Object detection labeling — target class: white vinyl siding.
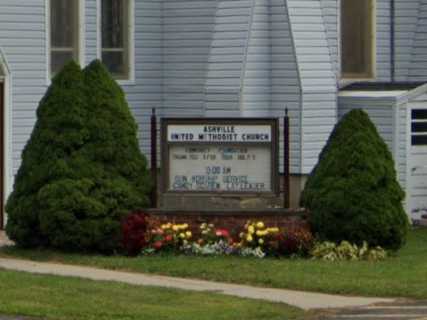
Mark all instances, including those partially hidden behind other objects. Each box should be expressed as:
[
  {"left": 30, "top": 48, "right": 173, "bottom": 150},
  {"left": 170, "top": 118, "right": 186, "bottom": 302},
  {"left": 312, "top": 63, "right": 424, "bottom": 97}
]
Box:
[
  {"left": 409, "top": 0, "right": 427, "bottom": 80},
  {"left": 0, "top": 0, "right": 49, "bottom": 178},
  {"left": 338, "top": 90, "right": 414, "bottom": 190},
  {"left": 394, "top": 0, "right": 419, "bottom": 81},
  {"left": 287, "top": 0, "right": 337, "bottom": 174}
]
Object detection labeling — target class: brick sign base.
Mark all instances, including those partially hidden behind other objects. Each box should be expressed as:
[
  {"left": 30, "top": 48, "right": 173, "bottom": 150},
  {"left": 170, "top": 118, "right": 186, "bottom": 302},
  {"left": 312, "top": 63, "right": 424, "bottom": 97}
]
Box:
[{"left": 146, "top": 208, "right": 309, "bottom": 237}]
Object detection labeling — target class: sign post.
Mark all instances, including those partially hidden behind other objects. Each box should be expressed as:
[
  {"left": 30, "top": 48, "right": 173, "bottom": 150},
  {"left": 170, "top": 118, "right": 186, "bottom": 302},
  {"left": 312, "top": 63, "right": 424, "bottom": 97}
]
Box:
[
  {"left": 150, "top": 108, "right": 158, "bottom": 208},
  {"left": 161, "top": 118, "right": 279, "bottom": 195},
  {"left": 284, "top": 109, "right": 290, "bottom": 208}
]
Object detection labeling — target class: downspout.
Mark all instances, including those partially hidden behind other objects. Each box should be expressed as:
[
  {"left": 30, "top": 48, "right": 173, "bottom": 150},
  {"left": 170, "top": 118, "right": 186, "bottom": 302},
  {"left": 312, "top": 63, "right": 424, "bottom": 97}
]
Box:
[{"left": 390, "top": 0, "right": 395, "bottom": 82}]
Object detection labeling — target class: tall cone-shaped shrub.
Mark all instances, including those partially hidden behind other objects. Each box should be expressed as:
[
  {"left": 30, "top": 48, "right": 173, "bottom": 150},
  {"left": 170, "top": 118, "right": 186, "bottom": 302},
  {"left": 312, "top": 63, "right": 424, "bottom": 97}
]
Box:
[
  {"left": 6, "top": 60, "right": 151, "bottom": 252},
  {"left": 6, "top": 61, "right": 89, "bottom": 247},
  {"left": 82, "top": 60, "right": 151, "bottom": 204},
  {"left": 301, "top": 109, "right": 409, "bottom": 250}
]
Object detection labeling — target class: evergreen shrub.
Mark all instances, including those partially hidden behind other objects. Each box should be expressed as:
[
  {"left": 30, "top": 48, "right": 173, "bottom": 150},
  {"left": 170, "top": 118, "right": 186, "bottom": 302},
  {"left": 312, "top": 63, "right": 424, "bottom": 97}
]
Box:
[
  {"left": 6, "top": 60, "right": 151, "bottom": 252},
  {"left": 301, "top": 109, "right": 409, "bottom": 250}
]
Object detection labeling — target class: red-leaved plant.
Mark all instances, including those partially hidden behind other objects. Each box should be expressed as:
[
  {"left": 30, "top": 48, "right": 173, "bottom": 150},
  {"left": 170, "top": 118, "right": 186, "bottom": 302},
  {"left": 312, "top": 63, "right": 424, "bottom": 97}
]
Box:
[
  {"left": 121, "top": 211, "right": 150, "bottom": 256},
  {"left": 277, "top": 227, "right": 314, "bottom": 257}
]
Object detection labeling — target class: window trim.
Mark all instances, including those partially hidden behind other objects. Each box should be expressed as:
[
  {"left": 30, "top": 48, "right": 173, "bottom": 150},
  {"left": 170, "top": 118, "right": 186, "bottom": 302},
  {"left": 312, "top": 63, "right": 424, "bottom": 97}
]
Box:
[
  {"left": 96, "top": 0, "right": 135, "bottom": 84},
  {"left": 46, "top": 0, "right": 86, "bottom": 83},
  {"left": 339, "top": 0, "right": 377, "bottom": 82}
]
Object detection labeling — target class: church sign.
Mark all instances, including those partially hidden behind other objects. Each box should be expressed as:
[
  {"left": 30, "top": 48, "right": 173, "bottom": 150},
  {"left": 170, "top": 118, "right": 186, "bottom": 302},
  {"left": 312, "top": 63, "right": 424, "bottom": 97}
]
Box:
[{"left": 161, "top": 118, "right": 279, "bottom": 194}]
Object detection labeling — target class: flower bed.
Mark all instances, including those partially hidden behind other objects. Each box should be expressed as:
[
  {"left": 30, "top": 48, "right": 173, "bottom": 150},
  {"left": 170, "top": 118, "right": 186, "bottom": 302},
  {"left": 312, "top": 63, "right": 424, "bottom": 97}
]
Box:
[{"left": 121, "top": 212, "right": 388, "bottom": 261}]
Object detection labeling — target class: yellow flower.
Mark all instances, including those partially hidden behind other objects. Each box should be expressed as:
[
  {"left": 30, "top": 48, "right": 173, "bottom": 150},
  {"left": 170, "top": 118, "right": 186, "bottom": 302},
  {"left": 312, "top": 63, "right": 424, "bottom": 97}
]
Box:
[
  {"left": 183, "top": 223, "right": 189, "bottom": 229},
  {"left": 200, "top": 223, "right": 207, "bottom": 229},
  {"left": 172, "top": 225, "right": 179, "bottom": 231},
  {"left": 239, "top": 232, "right": 245, "bottom": 238},
  {"left": 186, "top": 231, "right": 192, "bottom": 238},
  {"left": 258, "top": 239, "right": 264, "bottom": 245},
  {"left": 256, "top": 221, "right": 265, "bottom": 229},
  {"left": 179, "top": 233, "right": 186, "bottom": 239},
  {"left": 268, "top": 227, "right": 279, "bottom": 233},
  {"left": 256, "top": 230, "right": 262, "bottom": 237},
  {"left": 161, "top": 224, "right": 167, "bottom": 230},
  {"left": 246, "top": 235, "right": 253, "bottom": 242},
  {"left": 248, "top": 226, "right": 255, "bottom": 234}
]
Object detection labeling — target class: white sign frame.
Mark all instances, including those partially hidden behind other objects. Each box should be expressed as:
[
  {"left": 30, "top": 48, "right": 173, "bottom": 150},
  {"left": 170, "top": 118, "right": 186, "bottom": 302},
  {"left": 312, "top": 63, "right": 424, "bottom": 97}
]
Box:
[{"left": 161, "top": 118, "right": 280, "bottom": 195}]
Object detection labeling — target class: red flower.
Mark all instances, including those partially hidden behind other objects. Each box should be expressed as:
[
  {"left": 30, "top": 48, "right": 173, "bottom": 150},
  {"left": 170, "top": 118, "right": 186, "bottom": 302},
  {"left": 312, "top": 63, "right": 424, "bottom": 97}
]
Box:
[
  {"left": 215, "top": 229, "right": 230, "bottom": 238},
  {"left": 165, "top": 235, "right": 173, "bottom": 242},
  {"left": 153, "top": 241, "right": 163, "bottom": 250}
]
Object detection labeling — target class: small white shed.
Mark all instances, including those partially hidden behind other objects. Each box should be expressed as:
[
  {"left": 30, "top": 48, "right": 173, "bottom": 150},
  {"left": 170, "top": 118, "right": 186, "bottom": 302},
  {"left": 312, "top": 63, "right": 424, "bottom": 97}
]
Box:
[{"left": 338, "top": 84, "right": 427, "bottom": 222}]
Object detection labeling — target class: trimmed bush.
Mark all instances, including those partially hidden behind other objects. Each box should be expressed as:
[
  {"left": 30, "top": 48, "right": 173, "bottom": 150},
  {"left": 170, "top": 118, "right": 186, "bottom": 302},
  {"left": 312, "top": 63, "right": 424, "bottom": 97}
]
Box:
[
  {"left": 6, "top": 62, "right": 88, "bottom": 248},
  {"left": 6, "top": 60, "right": 151, "bottom": 252},
  {"left": 301, "top": 109, "right": 409, "bottom": 250}
]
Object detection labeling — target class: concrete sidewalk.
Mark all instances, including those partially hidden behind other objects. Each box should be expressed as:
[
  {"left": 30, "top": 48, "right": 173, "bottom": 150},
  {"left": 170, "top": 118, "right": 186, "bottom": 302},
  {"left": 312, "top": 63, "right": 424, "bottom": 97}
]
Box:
[
  {"left": 0, "top": 231, "right": 12, "bottom": 247},
  {"left": 0, "top": 257, "right": 393, "bottom": 310}
]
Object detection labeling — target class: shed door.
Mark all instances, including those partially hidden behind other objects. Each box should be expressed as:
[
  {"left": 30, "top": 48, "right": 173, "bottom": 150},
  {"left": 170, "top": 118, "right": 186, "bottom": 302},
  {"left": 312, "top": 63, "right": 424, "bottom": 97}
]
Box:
[{"left": 409, "top": 107, "right": 427, "bottom": 220}]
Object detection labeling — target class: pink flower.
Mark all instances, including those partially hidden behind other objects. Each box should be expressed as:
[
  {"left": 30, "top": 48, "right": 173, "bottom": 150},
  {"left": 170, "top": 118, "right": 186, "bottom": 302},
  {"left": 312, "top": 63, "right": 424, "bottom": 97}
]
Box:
[
  {"left": 153, "top": 241, "right": 163, "bottom": 250},
  {"left": 216, "top": 229, "right": 230, "bottom": 238}
]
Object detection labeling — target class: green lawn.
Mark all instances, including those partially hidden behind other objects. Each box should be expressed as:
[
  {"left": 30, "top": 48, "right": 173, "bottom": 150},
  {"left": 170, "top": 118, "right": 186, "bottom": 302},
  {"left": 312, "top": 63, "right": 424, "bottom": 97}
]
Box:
[
  {"left": 0, "top": 269, "right": 304, "bottom": 320},
  {"left": 2, "top": 228, "right": 427, "bottom": 299}
]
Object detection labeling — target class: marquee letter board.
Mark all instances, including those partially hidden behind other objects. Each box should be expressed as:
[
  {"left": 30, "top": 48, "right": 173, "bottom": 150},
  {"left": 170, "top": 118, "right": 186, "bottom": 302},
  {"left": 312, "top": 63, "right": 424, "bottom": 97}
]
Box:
[{"left": 161, "top": 118, "right": 279, "bottom": 194}]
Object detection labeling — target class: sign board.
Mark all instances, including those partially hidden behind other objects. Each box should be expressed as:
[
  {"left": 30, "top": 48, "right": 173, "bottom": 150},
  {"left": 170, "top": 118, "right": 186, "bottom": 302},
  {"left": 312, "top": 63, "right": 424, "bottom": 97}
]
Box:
[{"left": 162, "top": 118, "right": 279, "bottom": 194}]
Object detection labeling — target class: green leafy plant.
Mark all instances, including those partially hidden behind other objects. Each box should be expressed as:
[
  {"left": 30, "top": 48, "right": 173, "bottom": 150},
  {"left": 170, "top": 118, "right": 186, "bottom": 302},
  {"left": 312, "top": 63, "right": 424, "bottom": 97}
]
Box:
[
  {"left": 301, "top": 109, "right": 409, "bottom": 250},
  {"left": 6, "top": 60, "right": 151, "bottom": 252},
  {"left": 310, "top": 241, "right": 387, "bottom": 262}
]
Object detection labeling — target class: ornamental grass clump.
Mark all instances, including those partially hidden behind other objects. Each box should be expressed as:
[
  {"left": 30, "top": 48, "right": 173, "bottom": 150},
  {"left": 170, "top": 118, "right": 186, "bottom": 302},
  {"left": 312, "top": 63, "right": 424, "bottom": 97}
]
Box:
[
  {"left": 301, "top": 109, "right": 409, "bottom": 250},
  {"left": 6, "top": 60, "right": 151, "bottom": 252}
]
